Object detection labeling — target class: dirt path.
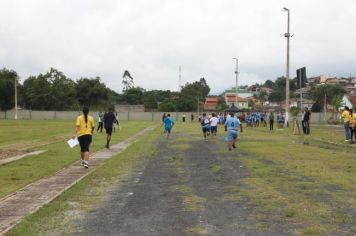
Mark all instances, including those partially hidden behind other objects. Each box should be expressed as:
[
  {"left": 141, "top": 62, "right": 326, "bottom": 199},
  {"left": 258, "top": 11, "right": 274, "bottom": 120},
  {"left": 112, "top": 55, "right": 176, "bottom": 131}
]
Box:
[{"left": 77, "top": 132, "right": 296, "bottom": 235}]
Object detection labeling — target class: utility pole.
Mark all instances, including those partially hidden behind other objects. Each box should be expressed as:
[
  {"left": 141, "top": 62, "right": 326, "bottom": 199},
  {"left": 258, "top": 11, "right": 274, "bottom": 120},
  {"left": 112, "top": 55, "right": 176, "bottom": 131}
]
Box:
[
  {"left": 283, "top": 7, "right": 291, "bottom": 127},
  {"left": 14, "top": 76, "right": 18, "bottom": 120},
  {"left": 233, "top": 58, "right": 238, "bottom": 106}
]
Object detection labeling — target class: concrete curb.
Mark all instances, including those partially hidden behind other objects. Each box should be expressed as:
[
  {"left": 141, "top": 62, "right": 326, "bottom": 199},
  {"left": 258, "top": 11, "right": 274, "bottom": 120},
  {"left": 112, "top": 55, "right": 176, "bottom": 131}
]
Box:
[
  {"left": 0, "top": 150, "right": 47, "bottom": 166},
  {"left": 0, "top": 125, "right": 156, "bottom": 235}
]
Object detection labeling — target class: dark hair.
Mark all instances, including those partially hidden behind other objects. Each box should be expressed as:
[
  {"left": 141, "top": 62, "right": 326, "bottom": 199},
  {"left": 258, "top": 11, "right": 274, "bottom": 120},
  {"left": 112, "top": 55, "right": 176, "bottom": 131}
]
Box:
[
  {"left": 167, "top": 114, "right": 171, "bottom": 117},
  {"left": 83, "top": 106, "right": 89, "bottom": 128},
  {"left": 229, "top": 111, "right": 235, "bottom": 116},
  {"left": 345, "top": 106, "right": 350, "bottom": 111}
]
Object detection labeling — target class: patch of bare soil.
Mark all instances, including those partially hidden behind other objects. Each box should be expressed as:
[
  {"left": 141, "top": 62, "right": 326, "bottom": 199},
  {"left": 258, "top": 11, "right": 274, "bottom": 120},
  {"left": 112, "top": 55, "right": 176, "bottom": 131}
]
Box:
[{"left": 0, "top": 149, "right": 30, "bottom": 160}]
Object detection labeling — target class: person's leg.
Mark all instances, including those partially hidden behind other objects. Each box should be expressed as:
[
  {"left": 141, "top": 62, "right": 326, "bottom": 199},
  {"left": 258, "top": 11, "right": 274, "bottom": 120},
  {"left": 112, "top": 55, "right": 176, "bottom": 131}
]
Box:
[
  {"left": 106, "top": 128, "right": 112, "bottom": 148},
  {"left": 344, "top": 123, "right": 350, "bottom": 140}
]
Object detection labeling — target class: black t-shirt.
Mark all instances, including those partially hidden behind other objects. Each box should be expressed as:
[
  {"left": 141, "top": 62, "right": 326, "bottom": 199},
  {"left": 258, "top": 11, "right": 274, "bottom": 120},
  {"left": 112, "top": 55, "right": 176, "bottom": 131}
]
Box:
[
  {"left": 303, "top": 111, "right": 311, "bottom": 122},
  {"left": 104, "top": 112, "right": 116, "bottom": 128}
]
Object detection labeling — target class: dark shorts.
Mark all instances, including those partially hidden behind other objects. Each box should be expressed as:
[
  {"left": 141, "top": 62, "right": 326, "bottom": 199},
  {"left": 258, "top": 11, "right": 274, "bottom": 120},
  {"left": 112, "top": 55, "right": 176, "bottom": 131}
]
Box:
[
  {"left": 202, "top": 126, "right": 210, "bottom": 133},
  {"left": 210, "top": 126, "right": 217, "bottom": 132},
  {"left": 78, "top": 134, "right": 92, "bottom": 152},
  {"left": 105, "top": 127, "right": 113, "bottom": 135},
  {"left": 165, "top": 126, "right": 172, "bottom": 133}
]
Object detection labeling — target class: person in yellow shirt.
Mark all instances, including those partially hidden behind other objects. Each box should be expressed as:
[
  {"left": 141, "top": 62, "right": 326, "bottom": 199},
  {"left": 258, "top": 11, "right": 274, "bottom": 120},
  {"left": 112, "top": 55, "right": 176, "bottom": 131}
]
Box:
[
  {"left": 350, "top": 109, "right": 356, "bottom": 142},
  {"left": 341, "top": 106, "right": 351, "bottom": 141},
  {"left": 73, "top": 106, "right": 95, "bottom": 168}
]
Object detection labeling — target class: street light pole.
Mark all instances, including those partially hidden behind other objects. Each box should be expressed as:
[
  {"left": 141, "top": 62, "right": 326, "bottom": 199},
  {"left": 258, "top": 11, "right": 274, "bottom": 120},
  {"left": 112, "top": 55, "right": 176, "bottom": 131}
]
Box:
[
  {"left": 283, "top": 7, "right": 290, "bottom": 127},
  {"left": 14, "top": 76, "right": 18, "bottom": 120},
  {"left": 233, "top": 58, "right": 238, "bottom": 106}
]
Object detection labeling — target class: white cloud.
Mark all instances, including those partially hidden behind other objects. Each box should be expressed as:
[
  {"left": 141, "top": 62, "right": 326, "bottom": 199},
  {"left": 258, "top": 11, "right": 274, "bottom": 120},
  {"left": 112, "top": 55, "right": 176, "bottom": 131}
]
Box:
[{"left": 1, "top": 0, "right": 356, "bottom": 94}]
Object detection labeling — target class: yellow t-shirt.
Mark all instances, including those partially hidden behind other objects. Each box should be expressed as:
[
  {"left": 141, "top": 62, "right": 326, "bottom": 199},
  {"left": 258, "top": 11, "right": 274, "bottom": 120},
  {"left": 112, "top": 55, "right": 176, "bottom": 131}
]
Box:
[
  {"left": 76, "top": 115, "right": 95, "bottom": 137},
  {"left": 350, "top": 114, "right": 356, "bottom": 128},
  {"left": 342, "top": 110, "right": 350, "bottom": 123}
]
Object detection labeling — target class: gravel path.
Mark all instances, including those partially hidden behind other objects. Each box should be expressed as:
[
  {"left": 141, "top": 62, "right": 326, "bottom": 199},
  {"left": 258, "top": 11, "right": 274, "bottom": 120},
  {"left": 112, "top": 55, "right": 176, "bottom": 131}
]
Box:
[{"left": 78, "top": 132, "right": 294, "bottom": 236}]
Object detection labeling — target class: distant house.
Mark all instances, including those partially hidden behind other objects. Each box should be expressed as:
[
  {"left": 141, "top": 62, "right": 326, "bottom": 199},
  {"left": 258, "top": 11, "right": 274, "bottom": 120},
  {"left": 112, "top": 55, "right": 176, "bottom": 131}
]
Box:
[
  {"left": 224, "top": 93, "right": 249, "bottom": 109},
  {"left": 204, "top": 96, "right": 219, "bottom": 111}
]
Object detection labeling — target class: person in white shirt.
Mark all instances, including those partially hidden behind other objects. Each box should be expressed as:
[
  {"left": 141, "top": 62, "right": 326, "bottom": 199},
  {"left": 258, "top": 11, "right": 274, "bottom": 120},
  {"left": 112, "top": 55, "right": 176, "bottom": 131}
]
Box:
[{"left": 210, "top": 113, "right": 219, "bottom": 136}]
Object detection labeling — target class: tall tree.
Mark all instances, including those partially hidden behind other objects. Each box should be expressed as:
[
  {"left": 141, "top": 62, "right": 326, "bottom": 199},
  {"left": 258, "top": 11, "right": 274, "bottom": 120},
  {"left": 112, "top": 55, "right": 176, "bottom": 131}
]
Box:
[
  {"left": 309, "top": 84, "right": 345, "bottom": 111},
  {"left": 122, "top": 70, "right": 134, "bottom": 91},
  {"left": 0, "top": 68, "right": 18, "bottom": 110}
]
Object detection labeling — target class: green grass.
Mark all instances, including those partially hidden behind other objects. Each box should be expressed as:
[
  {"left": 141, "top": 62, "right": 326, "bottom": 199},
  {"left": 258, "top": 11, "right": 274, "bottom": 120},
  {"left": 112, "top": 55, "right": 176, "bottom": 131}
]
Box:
[
  {"left": 0, "top": 120, "right": 154, "bottom": 199},
  {"left": 171, "top": 123, "right": 356, "bottom": 235},
  {"left": 8, "top": 125, "right": 160, "bottom": 236},
  {"left": 5, "top": 121, "right": 356, "bottom": 235},
  {"left": 228, "top": 125, "right": 356, "bottom": 235}
]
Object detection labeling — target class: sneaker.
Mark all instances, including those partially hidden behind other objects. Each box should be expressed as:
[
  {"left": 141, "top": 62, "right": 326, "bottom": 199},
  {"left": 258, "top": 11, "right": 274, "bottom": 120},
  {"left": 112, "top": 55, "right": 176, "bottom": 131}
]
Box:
[
  {"left": 81, "top": 160, "right": 85, "bottom": 166},
  {"left": 232, "top": 144, "right": 236, "bottom": 149},
  {"left": 83, "top": 162, "right": 89, "bottom": 168}
]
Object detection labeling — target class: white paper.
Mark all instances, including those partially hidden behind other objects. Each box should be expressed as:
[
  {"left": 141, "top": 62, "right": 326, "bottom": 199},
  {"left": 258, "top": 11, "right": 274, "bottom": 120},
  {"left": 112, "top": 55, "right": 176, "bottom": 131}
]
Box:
[{"left": 67, "top": 138, "right": 79, "bottom": 148}]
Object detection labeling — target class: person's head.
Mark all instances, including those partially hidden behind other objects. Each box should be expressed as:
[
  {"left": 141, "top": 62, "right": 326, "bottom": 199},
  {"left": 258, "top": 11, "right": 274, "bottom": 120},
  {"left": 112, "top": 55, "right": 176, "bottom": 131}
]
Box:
[
  {"left": 345, "top": 106, "right": 350, "bottom": 111},
  {"left": 82, "top": 106, "right": 89, "bottom": 115},
  {"left": 167, "top": 113, "right": 171, "bottom": 117},
  {"left": 304, "top": 107, "right": 308, "bottom": 111},
  {"left": 212, "top": 113, "right": 216, "bottom": 117},
  {"left": 203, "top": 113, "right": 206, "bottom": 117},
  {"left": 229, "top": 111, "right": 235, "bottom": 117}
]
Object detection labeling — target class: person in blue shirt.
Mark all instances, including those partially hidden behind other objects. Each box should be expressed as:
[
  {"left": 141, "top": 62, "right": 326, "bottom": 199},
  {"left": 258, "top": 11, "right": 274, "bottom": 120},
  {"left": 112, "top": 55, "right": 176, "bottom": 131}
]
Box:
[
  {"left": 163, "top": 114, "right": 174, "bottom": 139},
  {"left": 224, "top": 111, "right": 241, "bottom": 151}
]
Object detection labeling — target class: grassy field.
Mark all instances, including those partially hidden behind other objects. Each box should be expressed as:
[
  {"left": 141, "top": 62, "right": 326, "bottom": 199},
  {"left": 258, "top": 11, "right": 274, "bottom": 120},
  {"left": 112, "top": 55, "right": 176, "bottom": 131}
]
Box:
[
  {"left": 8, "top": 125, "right": 161, "bottom": 236},
  {"left": 4, "top": 121, "right": 356, "bottom": 235},
  {"left": 0, "top": 120, "right": 154, "bottom": 199},
  {"left": 221, "top": 124, "right": 356, "bottom": 235}
]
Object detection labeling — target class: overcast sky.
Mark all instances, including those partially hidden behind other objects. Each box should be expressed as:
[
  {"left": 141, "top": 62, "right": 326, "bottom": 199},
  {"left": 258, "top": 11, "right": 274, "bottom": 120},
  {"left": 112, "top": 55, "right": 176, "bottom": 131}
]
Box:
[{"left": 1, "top": 0, "right": 356, "bottom": 94}]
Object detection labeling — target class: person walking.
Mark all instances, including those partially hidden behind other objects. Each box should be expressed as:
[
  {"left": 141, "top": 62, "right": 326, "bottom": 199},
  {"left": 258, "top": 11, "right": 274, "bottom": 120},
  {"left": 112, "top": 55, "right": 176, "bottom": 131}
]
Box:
[
  {"left": 182, "top": 113, "right": 186, "bottom": 123},
  {"left": 269, "top": 111, "right": 274, "bottom": 131},
  {"left": 163, "top": 113, "right": 174, "bottom": 139},
  {"left": 97, "top": 111, "right": 104, "bottom": 133},
  {"left": 349, "top": 109, "right": 356, "bottom": 142},
  {"left": 191, "top": 113, "right": 194, "bottom": 122},
  {"left": 104, "top": 107, "right": 116, "bottom": 148},
  {"left": 303, "top": 107, "right": 311, "bottom": 135},
  {"left": 225, "top": 111, "right": 241, "bottom": 151},
  {"left": 341, "top": 106, "right": 351, "bottom": 142},
  {"left": 73, "top": 106, "right": 95, "bottom": 169}
]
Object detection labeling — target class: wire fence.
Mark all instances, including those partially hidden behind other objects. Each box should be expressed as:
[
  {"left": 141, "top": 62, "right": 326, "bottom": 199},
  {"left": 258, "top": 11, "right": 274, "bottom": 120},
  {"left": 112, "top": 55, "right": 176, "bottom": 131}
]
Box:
[{"left": 0, "top": 110, "right": 337, "bottom": 124}]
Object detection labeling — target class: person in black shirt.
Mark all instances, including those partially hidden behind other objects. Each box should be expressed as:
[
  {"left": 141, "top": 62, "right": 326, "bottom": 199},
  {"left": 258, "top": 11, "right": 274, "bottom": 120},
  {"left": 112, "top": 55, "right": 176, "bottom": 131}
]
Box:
[
  {"left": 104, "top": 107, "right": 116, "bottom": 148},
  {"left": 303, "top": 107, "right": 311, "bottom": 135}
]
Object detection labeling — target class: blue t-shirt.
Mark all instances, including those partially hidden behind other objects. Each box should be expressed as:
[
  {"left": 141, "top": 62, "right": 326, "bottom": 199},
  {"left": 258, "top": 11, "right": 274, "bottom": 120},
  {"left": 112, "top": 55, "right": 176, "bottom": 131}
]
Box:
[
  {"left": 225, "top": 116, "right": 241, "bottom": 131},
  {"left": 163, "top": 117, "right": 174, "bottom": 128}
]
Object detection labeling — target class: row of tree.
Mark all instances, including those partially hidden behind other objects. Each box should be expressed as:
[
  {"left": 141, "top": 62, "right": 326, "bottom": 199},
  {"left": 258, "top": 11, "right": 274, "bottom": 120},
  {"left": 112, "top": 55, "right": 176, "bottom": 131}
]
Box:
[
  {"left": 0, "top": 68, "right": 119, "bottom": 111},
  {"left": 0, "top": 67, "right": 346, "bottom": 112},
  {"left": 0, "top": 68, "right": 211, "bottom": 112}
]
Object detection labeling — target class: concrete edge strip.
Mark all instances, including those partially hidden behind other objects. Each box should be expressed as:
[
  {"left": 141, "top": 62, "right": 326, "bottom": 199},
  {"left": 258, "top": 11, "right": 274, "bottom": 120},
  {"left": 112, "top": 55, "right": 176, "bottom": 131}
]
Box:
[
  {"left": 0, "top": 150, "right": 47, "bottom": 166},
  {"left": 0, "top": 125, "right": 157, "bottom": 235}
]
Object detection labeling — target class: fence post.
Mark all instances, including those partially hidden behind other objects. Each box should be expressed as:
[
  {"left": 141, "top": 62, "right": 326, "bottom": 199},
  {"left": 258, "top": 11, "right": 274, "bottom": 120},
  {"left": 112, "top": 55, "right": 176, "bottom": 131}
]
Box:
[
  {"left": 176, "top": 112, "right": 179, "bottom": 122},
  {"left": 29, "top": 110, "right": 32, "bottom": 120},
  {"left": 54, "top": 111, "right": 57, "bottom": 120},
  {"left": 5, "top": 110, "right": 7, "bottom": 120},
  {"left": 152, "top": 112, "right": 154, "bottom": 121},
  {"left": 127, "top": 112, "right": 130, "bottom": 121}
]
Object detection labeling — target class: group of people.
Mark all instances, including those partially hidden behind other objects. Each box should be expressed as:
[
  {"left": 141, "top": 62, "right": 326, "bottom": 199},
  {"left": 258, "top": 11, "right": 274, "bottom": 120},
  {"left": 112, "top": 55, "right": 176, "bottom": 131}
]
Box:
[
  {"left": 72, "top": 107, "right": 119, "bottom": 169},
  {"left": 341, "top": 106, "right": 356, "bottom": 142},
  {"left": 200, "top": 112, "right": 240, "bottom": 150}
]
